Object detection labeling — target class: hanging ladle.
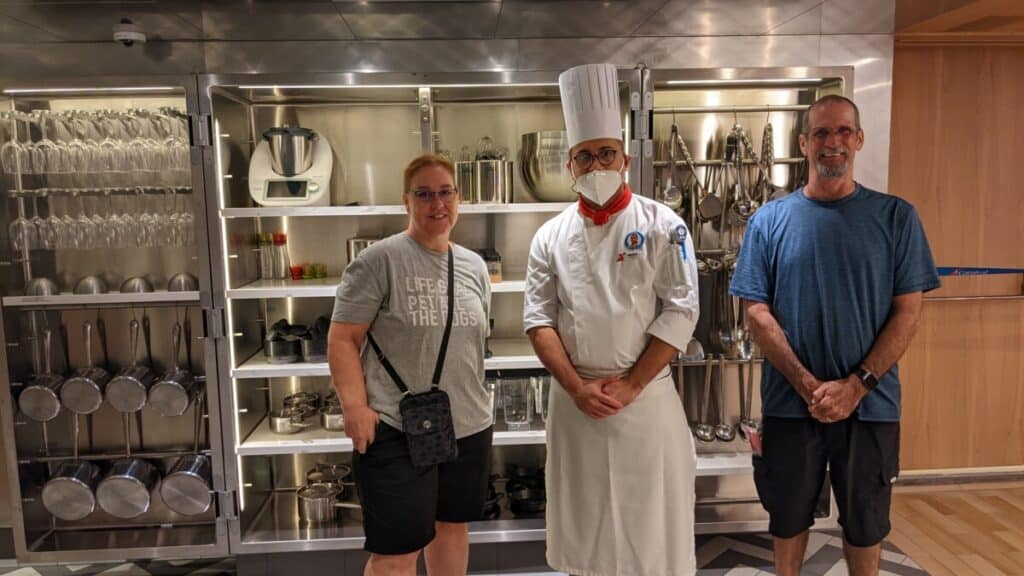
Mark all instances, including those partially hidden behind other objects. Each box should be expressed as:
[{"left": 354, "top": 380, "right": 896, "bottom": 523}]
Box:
[
  {"left": 694, "top": 355, "right": 716, "bottom": 442},
  {"left": 715, "top": 354, "right": 735, "bottom": 442}
]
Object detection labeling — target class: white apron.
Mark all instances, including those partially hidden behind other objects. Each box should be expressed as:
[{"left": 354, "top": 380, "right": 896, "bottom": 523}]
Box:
[{"left": 524, "top": 194, "right": 700, "bottom": 576}]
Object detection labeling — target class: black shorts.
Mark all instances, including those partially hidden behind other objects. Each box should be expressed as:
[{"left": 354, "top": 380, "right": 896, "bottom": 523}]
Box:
[
  {"left": 352, "top": 422, "right": 493, "bottom": 555},
  {"left": 753, "top": 416, "right": 900, "bottom": 547}
]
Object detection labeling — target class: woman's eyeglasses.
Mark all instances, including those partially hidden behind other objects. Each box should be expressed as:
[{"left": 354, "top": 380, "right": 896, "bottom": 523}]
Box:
[{"left": 410, "top": 186, "right": 458, "bottom": 203}]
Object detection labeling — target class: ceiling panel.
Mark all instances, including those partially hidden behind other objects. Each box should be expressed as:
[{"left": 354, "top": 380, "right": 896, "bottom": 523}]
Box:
[
  {"left": 633, "top": 0, "right": 824, "bottom": 36},
  {"left": 495, "top": 0, "right": 666, "bottom": 38},
  {"left": 202, "top": 1, "right": 354, "bottom": 40},
  {"left": 0, "top": 1, "right": 203, "bottom": 41},
  {"left": 337, "top": 1, "right": 501, "bottom": 39}
]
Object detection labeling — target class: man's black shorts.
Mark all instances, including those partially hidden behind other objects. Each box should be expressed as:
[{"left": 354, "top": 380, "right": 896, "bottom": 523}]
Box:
[
  {"left": 752, "top": 416, "right": 900, "bottom": 547},
  {"left": 353, "top": 422, "right": 493, "bottom": 555}
]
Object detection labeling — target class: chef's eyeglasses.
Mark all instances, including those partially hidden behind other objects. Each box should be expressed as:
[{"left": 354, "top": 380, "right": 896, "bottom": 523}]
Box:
[
  {"left": 571, "top": 147, "right": 619, "bottom": 170},
  {"left": 807, "top": 126, "right": 859, "bottom": 141},
  {"left": 410, "top": 186, "right": 458, "bottom": 203}
]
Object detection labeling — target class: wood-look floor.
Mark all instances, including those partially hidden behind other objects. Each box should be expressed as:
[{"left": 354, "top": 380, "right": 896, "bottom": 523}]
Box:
[{"left": 889, "top": 481, "right": 1024, "bottom": 575}]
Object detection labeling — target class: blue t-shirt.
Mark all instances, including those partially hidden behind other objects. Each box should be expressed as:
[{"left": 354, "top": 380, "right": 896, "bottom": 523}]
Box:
[{"left": 729, "top": 184, "right": 940, "bottom": 422}]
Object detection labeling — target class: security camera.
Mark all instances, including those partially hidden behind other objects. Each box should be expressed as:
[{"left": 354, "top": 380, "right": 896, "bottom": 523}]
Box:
[{"left": 113, "top": 18, "right": 146, "bottom": 46}]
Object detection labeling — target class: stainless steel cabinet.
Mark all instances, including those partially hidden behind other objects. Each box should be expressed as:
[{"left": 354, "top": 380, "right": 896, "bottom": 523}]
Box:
[{"left": 0, "top": 76, "right": 231, "bottom": 563}]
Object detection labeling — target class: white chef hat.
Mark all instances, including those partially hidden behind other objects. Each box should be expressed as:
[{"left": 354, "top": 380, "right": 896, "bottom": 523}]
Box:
[{"left": 559, "top": 63, "right": 623, "bottom": 150}]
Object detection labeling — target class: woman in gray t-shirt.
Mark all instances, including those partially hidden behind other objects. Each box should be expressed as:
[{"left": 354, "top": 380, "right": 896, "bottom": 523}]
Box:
[{"left": 328, "top": 153, "right": 492, "bottom": 573}]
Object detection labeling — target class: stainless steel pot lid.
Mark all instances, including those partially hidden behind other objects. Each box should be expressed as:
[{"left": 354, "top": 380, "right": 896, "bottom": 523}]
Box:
[
  {"left": 105, "top": 375, "right": 150, "bottom": 413},
  {"left": 19, "top": 382, "right": 62, "bottom": 422},
  {"left": 148, "top": 379, "right": 193, "bottom": 417},
  {"left": 263, "top": 126, "right": 316, "bottom": 139},
  {"left": 161, "top": 475, "right": 211, "bottom": 516},
  {"left": 42, "top": 476, "right": 97, "bottom": 521},
  {"left": 59, "top": 378, "right": 104, "bottom": 415},
  {"left": 297, "top": 483, "right": 341, "bottom": 500}
]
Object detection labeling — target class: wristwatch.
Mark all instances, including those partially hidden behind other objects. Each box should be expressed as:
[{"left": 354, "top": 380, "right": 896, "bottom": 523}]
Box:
[{"left": 854, "top": 366, "right": 879, "bottom": 392}]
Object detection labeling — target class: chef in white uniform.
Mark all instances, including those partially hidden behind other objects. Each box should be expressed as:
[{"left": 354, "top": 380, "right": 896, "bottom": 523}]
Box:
[{"left": 523, "top": 63, "right": 699, "bottom": 576}]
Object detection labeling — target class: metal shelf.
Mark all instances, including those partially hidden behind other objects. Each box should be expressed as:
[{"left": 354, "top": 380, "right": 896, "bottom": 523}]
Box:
[
  {"left": 226, "top": 278, "right": 525, "bottom": 299},
  {"left": 239, "top": 419, "right": 353, "bottom": 456},
  {"left": 2, "top": 291, "right": 200, "bottom": 309},
  {"left": 221, "top": 203, "right": 572, "bottom": 218},
  {"left": 237, "top": 413, "right": 753, "bottom": 473},
  {"left": 231, "top": 339, "right": 542, "bottom": 378},
  {"left": 241, "top": 491, "right": 545, "bottom": 551},
  {"left": 238, "top": 418, "right": 550, "bottom": 456},
  {"left": 226, "top": 278, "right": 341, "bottom": 300}
]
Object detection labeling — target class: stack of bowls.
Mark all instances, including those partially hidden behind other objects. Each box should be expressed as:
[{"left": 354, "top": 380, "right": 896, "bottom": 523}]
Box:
[{"left": 520, "top": 131, "right": 575, "bottom": 202}]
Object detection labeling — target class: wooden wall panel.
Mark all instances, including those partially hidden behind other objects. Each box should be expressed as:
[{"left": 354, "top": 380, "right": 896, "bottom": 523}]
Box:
[
  {"left": 901, "top": 302, "right": 1024, "bottom": 470},
  {"left": 890, "top": 45, "right": 1024, "bottom": 471}
]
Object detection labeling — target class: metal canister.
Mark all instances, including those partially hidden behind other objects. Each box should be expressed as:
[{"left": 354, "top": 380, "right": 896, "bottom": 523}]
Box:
[
  {"left": 160, "top": 454, "right": 213, "bottom": 516},
  {"left": 474, "top": 159, "right": 512, "bottom": 204},
  {"left": 41, "top": 460, "right": 101, "bottom": 521},
  {"left": 96, "top": 458, "right": 160, "bottom": 519},
  {"left": 455, "top": 161, "right": 475, "bottom": 203}
]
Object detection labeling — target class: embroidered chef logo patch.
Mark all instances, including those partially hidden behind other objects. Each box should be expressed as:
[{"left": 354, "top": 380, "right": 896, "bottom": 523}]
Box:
[
  {"left": 671, "top": 224, "right": 689, "bottom": 261},
  {"left": 671, "top": 224, "right": 687, "bottom": 245},
  {"left": 623, "top": 231, "right": 645, "bottom": 252}
]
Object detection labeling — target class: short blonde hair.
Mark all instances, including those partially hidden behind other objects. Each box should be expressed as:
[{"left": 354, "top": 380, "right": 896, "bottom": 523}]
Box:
[{"left": 403, "top": 153, "right": 455, "bottom": 193}]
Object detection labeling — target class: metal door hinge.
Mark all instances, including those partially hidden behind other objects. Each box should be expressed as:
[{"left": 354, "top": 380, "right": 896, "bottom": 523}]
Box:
[
  {"left": 216, "top": 490, "right": 239, "bottom": 520},
  {"left": 189, "top": 114, "right": 212, "bottom": 148},
  {"left": 201, "top": 308, "right": 225, "bottom": 340}
]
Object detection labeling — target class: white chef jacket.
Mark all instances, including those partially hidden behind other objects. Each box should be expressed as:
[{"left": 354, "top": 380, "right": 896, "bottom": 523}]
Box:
[
  {"left": 524, "top": 193, "right": 699, "bottom": 376},
  {"left": 523, "top": 193, "right": 700, "bottom": 576}
]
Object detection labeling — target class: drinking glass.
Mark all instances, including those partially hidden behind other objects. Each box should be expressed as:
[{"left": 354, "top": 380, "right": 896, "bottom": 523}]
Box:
[
  {"left": 501, "top": 377, "right": 532, "bottom": 430},
  {"left": 8, "top": 199, "right": 34, "bottom": 252},
  {"left": 532, "top": 375, "right": 551, "bottom": 424},
  {"left": 43, "top": 192, "right": 64, "bottom": 249}
]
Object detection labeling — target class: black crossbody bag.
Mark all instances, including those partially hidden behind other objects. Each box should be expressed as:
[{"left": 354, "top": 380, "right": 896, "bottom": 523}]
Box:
[{"left": 366, "top": 247, "right": 458, "bottom": 468}]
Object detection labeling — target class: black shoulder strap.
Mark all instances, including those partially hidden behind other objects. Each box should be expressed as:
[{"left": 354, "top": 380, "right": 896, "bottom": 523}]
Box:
[
  {"left": 431, "top": 247, "right": 455, "bottom": 388},
  {"left": 367, "top": 246, "right": 455, "bottom": 395}
]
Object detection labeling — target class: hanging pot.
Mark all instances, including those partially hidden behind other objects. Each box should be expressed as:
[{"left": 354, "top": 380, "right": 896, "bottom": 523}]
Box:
[
  {"left": 19, "top": 329, "right": 64, "bottom": 422},
  {"left": 105, "top": 319, "right": 154, "bottom": 413},
  {"left": 41, "top": 460, "right": 101, "bottom": 521},
  {"left": 96, "top": 458, "right": 160, "bottom": 519},
  {"left": 148, "top": 322, "right": 198, "bottom": 417},
  {"left": 160, "top": 454, "right": 213, "bottom": 516},
  {"left": 61, "top": 321, "right": 110, "bottom": 416}
]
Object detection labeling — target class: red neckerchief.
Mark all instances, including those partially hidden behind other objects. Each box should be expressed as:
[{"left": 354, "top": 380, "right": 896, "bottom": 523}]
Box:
[{"left": 577, "top": 184, "right": 632, "bottom": 226}]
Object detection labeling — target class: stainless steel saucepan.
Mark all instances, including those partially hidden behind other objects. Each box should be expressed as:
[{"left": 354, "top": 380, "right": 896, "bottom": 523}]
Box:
[
  {"left": 105, "top": 319, "right": 154, "bottom": 413},
  {"left": 269, "top": 408, "right": 312, "bottom": 435},
  {"left": 19, "top": 329, "right": 64, "bottom": 422},
  {"left": 42, "top": 460, "right": 101, "bottom": 521},
  {"left": 296, "top": 483, "right": 360, "bottom": 526},
  {"left": 148, "top": 322, "right": 197, "bottom": 417},
  {"left": 161, "top": 454, "right": 212, "bottom": 516},
  {"left": 96, "top": 457, "right": 160, "bottom": 519},
  {"left": 60, "top": 321, "right": 111, "bottom": 416}
]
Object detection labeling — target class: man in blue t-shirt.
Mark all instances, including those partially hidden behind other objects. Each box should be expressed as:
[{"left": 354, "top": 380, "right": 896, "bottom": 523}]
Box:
[{"left": 729, "top": 95, "right": 940, "bottom": 576}]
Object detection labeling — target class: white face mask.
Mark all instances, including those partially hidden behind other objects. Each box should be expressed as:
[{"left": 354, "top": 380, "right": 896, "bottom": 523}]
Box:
[{"left": 572, "top": 169, "right": 623, "bottom": 207}]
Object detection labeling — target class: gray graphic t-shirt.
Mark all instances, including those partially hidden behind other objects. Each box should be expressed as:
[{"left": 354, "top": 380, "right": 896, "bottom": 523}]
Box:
[{"left": 332, "top": 232, "right": 492, "bottom": 438}]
